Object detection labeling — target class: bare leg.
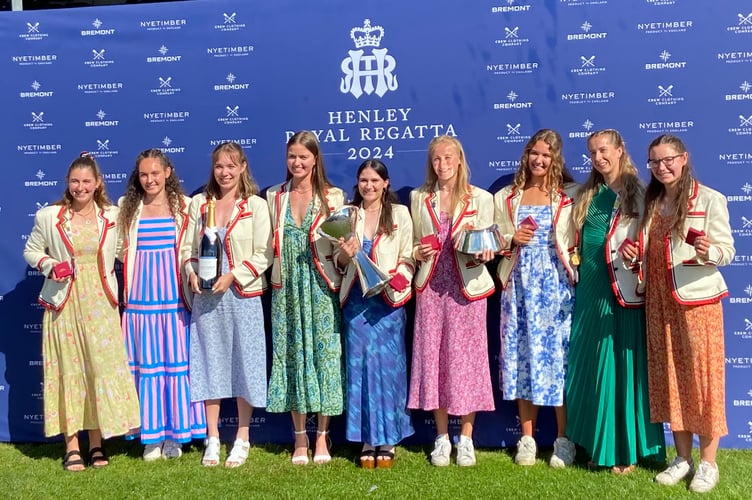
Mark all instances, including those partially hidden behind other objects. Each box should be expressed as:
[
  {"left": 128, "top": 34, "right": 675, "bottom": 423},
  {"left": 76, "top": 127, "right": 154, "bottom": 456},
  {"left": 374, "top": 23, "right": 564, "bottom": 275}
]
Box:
[
  {"left": 554, "top": 404, "right": 567, "bottom": 438},
  {"left": 673, "top": 430, "right": 694, "bottom": 461},
  {"left": 434, "top": 408, "right": 449, "bottom": 437},
  {"left": 64, "top": 433, "right": 85, "bottom": 471},
  {"left": 291, "top": 411, "right": 308, "bottom": 461},
  {"left": 205, "top": 399, "right": 221, "bottom": 438},
  {"left": 236, "top": 398, "right": 252, "bottom": 442},
  {"left": 461, "top": 412, "right": 476, "bottom": 438},
  {"left": 699, "top": 435, "right": 719, "bottom": 465},
  {"left": 314, "top": 413, "right": 331, "bottom": 462},
  {"left": 518, "top": 399, "right": 539, "bottom": 437}
]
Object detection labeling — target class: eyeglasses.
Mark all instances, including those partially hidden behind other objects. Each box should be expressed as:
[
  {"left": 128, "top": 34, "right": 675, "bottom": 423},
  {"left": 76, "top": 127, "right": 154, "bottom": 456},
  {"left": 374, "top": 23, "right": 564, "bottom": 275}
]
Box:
[{"left": 646, "top": 154, "right": 683, "bottom": 169}]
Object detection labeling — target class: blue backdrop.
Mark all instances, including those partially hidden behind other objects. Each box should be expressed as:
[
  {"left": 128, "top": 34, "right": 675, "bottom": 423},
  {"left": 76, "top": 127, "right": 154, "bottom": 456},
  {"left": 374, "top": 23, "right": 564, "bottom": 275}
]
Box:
[{"left": 0, "top": 0, "right": 750, "bottom": 448}]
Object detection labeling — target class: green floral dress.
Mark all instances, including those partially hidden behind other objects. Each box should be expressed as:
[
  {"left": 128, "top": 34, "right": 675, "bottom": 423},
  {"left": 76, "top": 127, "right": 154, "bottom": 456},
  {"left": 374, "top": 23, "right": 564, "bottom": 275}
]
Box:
[{"left": 267, "top": 203, "right": 343, "bottom": 415}]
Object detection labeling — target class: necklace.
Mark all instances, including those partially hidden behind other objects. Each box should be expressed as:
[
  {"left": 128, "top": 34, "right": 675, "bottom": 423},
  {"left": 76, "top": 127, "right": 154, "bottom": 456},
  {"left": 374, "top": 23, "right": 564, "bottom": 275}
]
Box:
[{"left": 72, "top": 205, "right": 95, "bottom": 224}]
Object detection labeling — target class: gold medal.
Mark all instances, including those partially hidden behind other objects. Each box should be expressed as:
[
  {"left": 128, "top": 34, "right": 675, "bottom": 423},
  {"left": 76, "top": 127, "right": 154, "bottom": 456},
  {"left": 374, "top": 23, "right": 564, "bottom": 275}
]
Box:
[{"left": 571, "top": 250, "right": 581, "bottom": 266}]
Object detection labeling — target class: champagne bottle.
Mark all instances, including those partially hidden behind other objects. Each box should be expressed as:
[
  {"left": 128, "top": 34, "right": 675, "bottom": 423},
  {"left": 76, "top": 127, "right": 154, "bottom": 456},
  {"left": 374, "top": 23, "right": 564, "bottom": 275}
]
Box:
[{"left": 198, "top": 197, "right": 222, "bottom": 289}]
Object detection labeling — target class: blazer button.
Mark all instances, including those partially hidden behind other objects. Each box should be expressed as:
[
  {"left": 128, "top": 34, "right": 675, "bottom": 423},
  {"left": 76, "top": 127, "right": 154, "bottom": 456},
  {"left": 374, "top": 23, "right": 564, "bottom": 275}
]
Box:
[{"left": 613, "top": 266, "right": 619, "bottom": 271}]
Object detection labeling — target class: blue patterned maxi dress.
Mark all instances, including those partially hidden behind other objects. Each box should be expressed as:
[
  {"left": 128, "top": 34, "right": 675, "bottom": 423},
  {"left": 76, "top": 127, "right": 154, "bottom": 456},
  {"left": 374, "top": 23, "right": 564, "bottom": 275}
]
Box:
[
  {"left": 499, "top": 205, "right": 574, "bottom": 406},
  {"left": 343, "top": 238, "right": 414, "bottom": 446}
]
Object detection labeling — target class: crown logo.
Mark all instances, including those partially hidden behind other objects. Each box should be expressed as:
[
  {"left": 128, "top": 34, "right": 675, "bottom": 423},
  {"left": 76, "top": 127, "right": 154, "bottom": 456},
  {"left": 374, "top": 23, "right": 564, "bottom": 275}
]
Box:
[{"left": 350, "top": 19, "right": 384, "bottom": 48}]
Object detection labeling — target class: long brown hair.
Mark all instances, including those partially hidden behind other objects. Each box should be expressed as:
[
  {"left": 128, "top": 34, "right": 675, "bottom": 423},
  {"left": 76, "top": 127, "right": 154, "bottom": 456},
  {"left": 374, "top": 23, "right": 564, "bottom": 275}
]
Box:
[
  {"left": 351, "top": 159, "right": 398, "bottom": 237},
  {"left": 119, "top": 149, "right": 186, "bottom": 235},
  {"left": 421, "top": 135, "right": 472, "bottom": 214},
  {"left": 639, "top": 134, "right": 693, "bottom": 237},
  {"left": 205, "top": 141, "right": 259, "bottom": 199},
  {"left": 511, "top": 129, "right": 573, "bottom": 194},
  {"left": 286, "top": 131, "right": 334, "bottom": 217},
  {"left": 573, "top": 129, "right": 643, "bottom": 231},
  {"left": 56, "top": 152, "right": 112, "bottom": 209}
]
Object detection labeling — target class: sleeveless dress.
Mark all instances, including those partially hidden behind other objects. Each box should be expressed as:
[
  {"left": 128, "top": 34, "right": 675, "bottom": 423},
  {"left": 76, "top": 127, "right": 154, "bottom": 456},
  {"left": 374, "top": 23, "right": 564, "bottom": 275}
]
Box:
[
  {"left": 408, "top": 211, "right": 495, "bottom": 415},
  {"left": 267, "top": 203, "right": 344, "bottom": 415},
  {"left": 42, "top": 221, "right": 140, "bottom": 438},
  {"left": 343, "top": 237, "right": 414, "bottom": 446},
  {"left": 499, "top": 205, "right": 573, "bottom": 406},
  {"left": 190, "top": 227, "right": 267, "bottom": 407},
  {"left": 122, "top": 216, "right": 206, "bottom": 444},
  {"left": 566, "top": 186, "right": 665, "bottom": 466}
]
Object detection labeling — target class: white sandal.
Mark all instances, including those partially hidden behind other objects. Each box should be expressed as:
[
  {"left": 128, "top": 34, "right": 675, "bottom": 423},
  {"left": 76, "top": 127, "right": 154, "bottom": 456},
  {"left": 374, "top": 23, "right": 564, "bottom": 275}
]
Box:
[
  {"left": 313, "top": 430, "right": 332, "bottom": 465},
  {"left": 291, "top": 430, "right": 309, "bottom": 466},
  {"left": 202, "top": 436, "right": 221, "bottom": 467},
  {"left": 225, "top": 439, "right": 250, "bottom": 468}
]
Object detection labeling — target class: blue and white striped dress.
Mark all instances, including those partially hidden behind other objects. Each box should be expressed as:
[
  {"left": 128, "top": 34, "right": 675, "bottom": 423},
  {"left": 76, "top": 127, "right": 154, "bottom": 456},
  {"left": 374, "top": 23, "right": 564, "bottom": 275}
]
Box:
[{"left": 122, "top": 217, "right": 206, "bottom": 444}]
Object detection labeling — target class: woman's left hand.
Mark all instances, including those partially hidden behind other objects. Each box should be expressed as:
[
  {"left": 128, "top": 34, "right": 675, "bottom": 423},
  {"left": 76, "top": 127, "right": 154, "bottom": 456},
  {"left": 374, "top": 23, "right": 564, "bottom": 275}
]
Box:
[
  {"left": 211, "top": 272, "right": 235, "bottom": 294},
  {"left": 694, "top": 234, "right": 710, "bottom": 259},
  {"left": 473, "top": 248, "right": 496, "bottom": 263}
]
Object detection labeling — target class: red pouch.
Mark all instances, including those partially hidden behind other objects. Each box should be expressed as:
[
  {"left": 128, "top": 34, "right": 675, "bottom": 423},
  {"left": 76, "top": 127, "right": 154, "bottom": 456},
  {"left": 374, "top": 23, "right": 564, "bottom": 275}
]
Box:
[
  {"left": 618, "top": 237, "right": 636, "bottom": 254},
  {"left": 53, "top": 261, "right": 73, "bottom": 279},
  {"left": 420, "top": 233, "right": 441, "bottom": 251},
  {"left": 685, "top": 227, "right": 705, "bottom": 245},
  {"left": 389, "top": 273, "right": 409, "bottom": 292},
  {"left": 520, "top": 215, "right": 538, "bottom": 230}
]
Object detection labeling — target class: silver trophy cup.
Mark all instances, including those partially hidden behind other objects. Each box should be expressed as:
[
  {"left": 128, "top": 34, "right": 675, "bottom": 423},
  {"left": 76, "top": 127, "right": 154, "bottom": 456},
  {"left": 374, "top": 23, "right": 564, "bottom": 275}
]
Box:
[
  {"left": 317, "top": 205, "right": 390, "bottom": 298},
  {"left": 456, "top": 224, "right": 504, "bottom": 255}
]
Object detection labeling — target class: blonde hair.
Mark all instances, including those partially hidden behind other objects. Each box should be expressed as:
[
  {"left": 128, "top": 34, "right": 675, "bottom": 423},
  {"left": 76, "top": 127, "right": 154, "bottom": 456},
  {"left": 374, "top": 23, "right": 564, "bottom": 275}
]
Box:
[
  {"left": 511, "top": 129, "right": 573, "bottom": 194},
  {"left": 421, "top": 135, "right": 472, "bottom": 213}
]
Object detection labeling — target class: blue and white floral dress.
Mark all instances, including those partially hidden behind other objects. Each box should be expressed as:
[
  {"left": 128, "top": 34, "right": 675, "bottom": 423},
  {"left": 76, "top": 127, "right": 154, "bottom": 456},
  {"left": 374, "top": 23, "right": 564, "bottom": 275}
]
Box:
[{"left": 499, "top": 204, "right": 574, "bottom": 406}]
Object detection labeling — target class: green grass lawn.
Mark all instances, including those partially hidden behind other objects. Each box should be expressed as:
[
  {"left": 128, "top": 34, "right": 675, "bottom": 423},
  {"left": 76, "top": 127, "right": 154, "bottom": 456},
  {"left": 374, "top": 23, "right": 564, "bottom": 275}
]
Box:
[{"left": 1, "top": 440, "right": 750, "bottom": 499}]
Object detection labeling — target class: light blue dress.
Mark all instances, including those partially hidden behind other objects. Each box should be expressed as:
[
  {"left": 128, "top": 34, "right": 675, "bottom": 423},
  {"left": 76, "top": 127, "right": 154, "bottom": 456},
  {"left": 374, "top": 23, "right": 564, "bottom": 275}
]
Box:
[{"left": 499, "top": 205, "right": 574, "bottom": 406}]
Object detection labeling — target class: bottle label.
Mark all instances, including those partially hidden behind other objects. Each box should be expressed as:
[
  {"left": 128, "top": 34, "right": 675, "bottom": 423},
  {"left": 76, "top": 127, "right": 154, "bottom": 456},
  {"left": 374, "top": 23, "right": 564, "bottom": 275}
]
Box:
[{"left": 198, "top": 257, "right": 218, "bottom": 281}]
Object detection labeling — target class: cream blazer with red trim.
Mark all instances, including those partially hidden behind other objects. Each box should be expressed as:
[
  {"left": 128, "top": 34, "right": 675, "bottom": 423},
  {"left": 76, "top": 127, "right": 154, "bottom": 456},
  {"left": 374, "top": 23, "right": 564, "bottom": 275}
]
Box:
[
  {"left": 338, "top": 204, "right": 415, "bottom": 307},
  {"left": 117, "top": 195, "right": 193, "bottom": 310},
  {"left": 23, "top": 203, "right": 119, "bottom": 312},
  {"left": 181, "top": 193, "right": 272, "bottom": 297},
  {"left": 638, "top": 181, "right": 734, "bottom": 305},
  {"left": 266, "top": 182, "right": 345, "bottom": 292},
  {"left": 410, "top": 184, "right": 495, "bottom": 301},
  {"left": 494, "top": 183, "right": 577, "bottom": 289}
]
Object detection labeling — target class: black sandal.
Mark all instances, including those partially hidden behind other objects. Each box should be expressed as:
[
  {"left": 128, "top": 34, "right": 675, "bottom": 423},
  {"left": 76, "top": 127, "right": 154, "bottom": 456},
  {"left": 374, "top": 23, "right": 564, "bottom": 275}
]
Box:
[
  {"left": 63, "top": 450, "right": 86, "bottom": 472},
  {"left": 88, "top": 447, "right": 109, "bottom": 468}
]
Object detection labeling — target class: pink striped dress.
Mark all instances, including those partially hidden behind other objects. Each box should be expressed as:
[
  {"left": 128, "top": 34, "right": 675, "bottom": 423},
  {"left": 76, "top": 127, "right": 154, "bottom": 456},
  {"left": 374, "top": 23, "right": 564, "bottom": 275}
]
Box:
[{"left": 122, "top": 217, "right": 206, "bottom": 444}]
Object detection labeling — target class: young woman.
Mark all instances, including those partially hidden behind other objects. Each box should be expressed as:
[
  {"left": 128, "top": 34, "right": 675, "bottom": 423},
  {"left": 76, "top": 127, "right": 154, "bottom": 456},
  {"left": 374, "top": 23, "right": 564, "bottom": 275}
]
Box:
[
  {"left": 266, "top": 131, "right": 345, "bottom": 465},
  {"left": 183, "top": 142, "right": 273, "bottom": 468},
  {"left": 118, "top": 149, "right": 206, "bottom": 461},
  {"left": 408, "top": 135, "right": 495, "bottom": 467},
  {"left": 566, "top": 129, "right": 665, "bottom": 474},
  {"left": 494, "top": 129, "right": 578, "bottom": 468},
  {"left": 23, "top": 153, "right": 140, "bottom": 471},
  {"left": 336, "top": 159, "right": 415, "bottom": 469},
  {"left": 634, "top": 134, "right": 734, "bottom": 493}
]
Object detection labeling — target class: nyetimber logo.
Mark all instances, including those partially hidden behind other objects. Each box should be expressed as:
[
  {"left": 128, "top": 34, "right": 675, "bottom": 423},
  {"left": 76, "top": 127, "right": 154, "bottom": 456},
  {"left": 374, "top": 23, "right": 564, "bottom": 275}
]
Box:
[
  {"left": 81, "top": 18, "right": 115, "bottom": 36},
  {"left": 567, "top": 20, "right": 607, "bottom": 41},
  {"left": 214, "top": 72, "right": 250, "bottom": 91},
  {"left": 637, "top": 19, "right": 693, "bottom": 34},
  {"left": 645, "top": 50, "right": 687, "bottom": 70},
  {"left": 17, "top": 144, "right": 61, "bottom": 156},
  {"left": 139, "top": 18, "right": 186, "bottom": 31},
  {"left": 340, "top": 19, "right": 398, "bottom": 99},
  {"left": 728, "top": 12, "right": 752, "bottom": 35},
  {"left": 491, "top": 1, "right": 531, "bottom": 13},
  {"left": 85, "top": 109, "right": 118, "bottom": 127},
  {"left": 20, "top": 80, "right": 53, "bottom": 98},
  {"left": 561, "top": 88, "right": 614, "bottom": 105},
  {"left": 143, "top": 110, "right": 190, "bottom": 124},
  {"left": 215, "top": 12, "right": 246, "bottom": 32},
  {"left": 495, "top": 25, "right": 530, "bottom": 47},
  {"left": 568, "top": 118, "right": 595, "bottom": 139},
  {"left": 648, "top": 83, "right": 684, "bottom": 106},
  {"left": 494, "top": 90, "right": 532, "bottom": 110},
  {"left": 570, "top": 54, "right": 606, "bottom": 76},
  {"left": 147, "top": 45, "right": 182, "bottom": 63}
]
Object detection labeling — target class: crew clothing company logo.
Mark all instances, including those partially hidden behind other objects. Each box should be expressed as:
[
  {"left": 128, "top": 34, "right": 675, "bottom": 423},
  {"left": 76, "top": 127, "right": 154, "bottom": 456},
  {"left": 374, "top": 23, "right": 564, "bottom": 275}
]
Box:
[
  {"left": 494, "top": 90, "right": 532, "bottom": 110},
  {"left": 218, "top": 105, "right": 248, "bottom": 126},
  {"left": 91, "top": 139, "right": 119, "bottom": 159},
  {"left": 84, "top": 48, "right": 115, "bottom": 69},
  {"left": 570, "top": 54, "right": 606, "bottom": 76},
  {"left": 491, "top": 1, "right": 531, "bottom": 14},
  {"left": 19, "top": 21, "right": 48, "bottom": 41},
  {"left": 647, "top": 84, "right": 683, "bottom": 106},
  {"left": 573, "top": 153, "right": 593, "bottom": 176},
  {"left": 567, "top": 21, "right": 607, "bottom": 41},
  {"left": 214, "top": 12, "right": 246, "bottom": 32},
  {"left": 340, "top": 19, "right": 398, "bottom": 99},
  {"left": 645, "top": 50, "right": 686, "bottom": 70},
  {"left": 727, "top": 12, "right": 752, "bottom": 35},
  {"left": 214, "top": 73, "right": 250, "bottom": 92},
  {"left": 568, "top": 118, "right": 595, "bottom": 139},
  {"left": 24, "top": 169, "right": 58, "bottom": 187},
  {"left": 150, "top": 76, "right": 181, "bottom": 96},
  {"left": 85, "top": 109, "right": 119, "bottom": 128},
  {"left": 496, "top": 122, "right": 527, "bottom": 144},
  {"left": 81, "top": 18, "right": 115, "bottom": 36},
  {"left": 728, "top": 114, "right": 752, "bottom": 136},
  {"left": 23, "top": 111, "right": 53, "bottom": 131},
  {"left": 731, "top": 214, "right": 752, "bottom": 238},
  {"left": 147, "top": 45, "right": 182, "bottom": 63},
  {"left": 495, "top": 26, "right": 530, "bottom": 48},
  {"left": 726, "top": 81, "right": 752, "bottom": 101},
  {"left": 20, "top": 80, "right": 54, "bottom": 99},
  {"left": 733, "top": 318, "right": 752, "bottom": 340}
]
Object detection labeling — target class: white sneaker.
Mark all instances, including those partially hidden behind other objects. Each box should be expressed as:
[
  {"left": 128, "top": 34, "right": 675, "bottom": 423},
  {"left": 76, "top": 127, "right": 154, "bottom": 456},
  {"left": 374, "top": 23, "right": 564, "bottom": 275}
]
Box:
[
  {"left": 430, "top": 434, "right": 452, "bottom": 467},
  {"left": 655, "top": 456, "right": 694, "bottom": 486},
  {"left": 143, "top": 443, "right": 162, "bottom": 462},
  {"left": 549, "top": 436, "right": 575, "bottom": 468},
  {"left": 689, "top": 461, "right": 719, "bottom": 493},
  {"left": 514, "top": 435, "right": 537, "bottom": 466},
  {"left": 162, "top": 439, "right": 183, "bottom": 459},
  {"left": 456, "top": 435, "right": 476, "bottom": 467}
]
